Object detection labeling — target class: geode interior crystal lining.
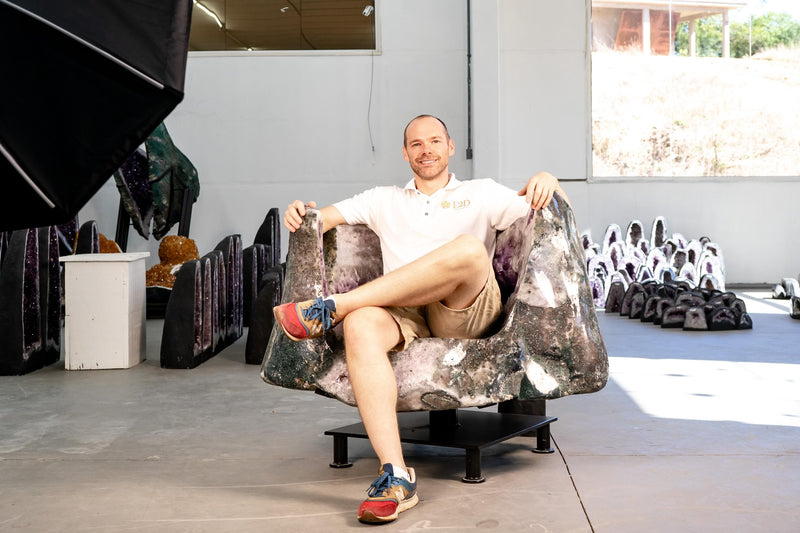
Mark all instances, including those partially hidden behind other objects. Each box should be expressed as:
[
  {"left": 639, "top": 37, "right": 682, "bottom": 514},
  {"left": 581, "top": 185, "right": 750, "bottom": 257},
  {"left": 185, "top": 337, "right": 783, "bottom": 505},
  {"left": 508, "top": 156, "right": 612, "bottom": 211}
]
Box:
[
  {"left": 0, "top": 227, "right": 60, "bottom": 375},
  {"left": 583, "top": 215, "right": 727, "bottom": 310},
  {"left": 114, "top": 148, "right": 153, "bottom": 239},
  {"left": 145, "top": 235, "right": 199, "bottom": 289}
]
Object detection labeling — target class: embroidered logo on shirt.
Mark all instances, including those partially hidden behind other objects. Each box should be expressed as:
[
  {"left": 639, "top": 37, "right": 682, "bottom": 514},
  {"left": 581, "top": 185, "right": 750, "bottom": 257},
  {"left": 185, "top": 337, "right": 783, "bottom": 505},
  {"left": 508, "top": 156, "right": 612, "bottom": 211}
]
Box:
[{"left": 441, "top": 200, "right": 470, "bottom": 210}]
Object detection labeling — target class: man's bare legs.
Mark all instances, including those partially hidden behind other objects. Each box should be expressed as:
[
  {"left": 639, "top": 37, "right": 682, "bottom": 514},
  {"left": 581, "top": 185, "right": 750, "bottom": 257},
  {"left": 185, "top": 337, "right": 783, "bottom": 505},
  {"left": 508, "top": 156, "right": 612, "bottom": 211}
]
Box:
[
  {"left": 343, "top": 307, "right": 405, "bottom": 467},
  {"left": 338, "top": 234, "right": 492, "bottom": 470}
]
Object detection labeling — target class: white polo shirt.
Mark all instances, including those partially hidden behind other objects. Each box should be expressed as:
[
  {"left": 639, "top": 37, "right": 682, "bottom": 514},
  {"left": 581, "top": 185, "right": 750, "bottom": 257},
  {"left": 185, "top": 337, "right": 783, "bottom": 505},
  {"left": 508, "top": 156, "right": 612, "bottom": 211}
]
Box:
[{"left": 333, "top": 174, "right": 531, "bottom": 274}]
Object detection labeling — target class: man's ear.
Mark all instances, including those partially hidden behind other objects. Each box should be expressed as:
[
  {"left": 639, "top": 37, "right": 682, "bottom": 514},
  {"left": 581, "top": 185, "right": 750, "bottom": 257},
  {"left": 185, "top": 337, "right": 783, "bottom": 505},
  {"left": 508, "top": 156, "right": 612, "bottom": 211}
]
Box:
[
  {"left": 448, "top": 138, "right": 455, "bottom": 156},
  {"left": 402, "top": 145, "right": 410, "bottom": 162}
]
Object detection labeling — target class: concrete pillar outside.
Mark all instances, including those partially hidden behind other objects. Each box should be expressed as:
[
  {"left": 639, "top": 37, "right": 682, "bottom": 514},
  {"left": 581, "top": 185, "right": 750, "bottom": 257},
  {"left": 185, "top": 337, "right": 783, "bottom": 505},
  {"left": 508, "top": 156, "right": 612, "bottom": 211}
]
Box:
[
  {"left": 642, "top": 8, "right": 651, "bottom": 54},
  {"left": 689, "top": 19, "right": 697, "bottom": 57},
  {"left": 722, "top": 11, "right": 730, "bottom": 58}
]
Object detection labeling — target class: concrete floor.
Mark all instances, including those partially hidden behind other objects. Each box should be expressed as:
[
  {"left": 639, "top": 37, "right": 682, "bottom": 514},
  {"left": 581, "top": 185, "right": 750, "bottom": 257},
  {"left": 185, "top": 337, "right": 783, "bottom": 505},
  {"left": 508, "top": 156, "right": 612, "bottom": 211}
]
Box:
[{"left": 1, "top": 290, "right": 798, "bottom": 532}]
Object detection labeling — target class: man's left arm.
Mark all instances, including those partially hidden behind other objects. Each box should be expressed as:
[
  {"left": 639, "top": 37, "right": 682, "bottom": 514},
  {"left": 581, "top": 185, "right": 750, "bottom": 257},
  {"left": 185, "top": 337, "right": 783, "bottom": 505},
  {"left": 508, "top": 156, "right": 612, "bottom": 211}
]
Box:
[{"left": 517, "top": 171, "right": 570, "bottom": 210}]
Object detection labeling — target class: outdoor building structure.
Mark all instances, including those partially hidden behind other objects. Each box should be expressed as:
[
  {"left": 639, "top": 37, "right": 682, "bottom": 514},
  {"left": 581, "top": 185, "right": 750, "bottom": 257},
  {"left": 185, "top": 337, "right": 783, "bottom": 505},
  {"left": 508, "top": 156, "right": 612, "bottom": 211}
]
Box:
[{"left": 592, "top": 1, "right": 748, "bottom": 56}]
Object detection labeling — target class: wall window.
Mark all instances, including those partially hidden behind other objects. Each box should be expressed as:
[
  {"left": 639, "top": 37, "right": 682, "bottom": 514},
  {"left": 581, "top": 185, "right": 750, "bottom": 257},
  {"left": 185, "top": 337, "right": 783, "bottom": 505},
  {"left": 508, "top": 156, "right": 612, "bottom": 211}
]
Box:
[
  {"left": 189, "top": 0, "right": 376, "bottom": 51},
  {"left": 591, "top": 1, "right": 800, "bottom": 177}
]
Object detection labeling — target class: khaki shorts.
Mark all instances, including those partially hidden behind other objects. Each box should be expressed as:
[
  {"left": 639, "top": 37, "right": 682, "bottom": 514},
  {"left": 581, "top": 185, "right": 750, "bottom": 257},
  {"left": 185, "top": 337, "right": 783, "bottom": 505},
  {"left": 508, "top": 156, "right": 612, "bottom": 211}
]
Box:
[{"left": 385, "top": 273, "right": 503, "bottom": 351}]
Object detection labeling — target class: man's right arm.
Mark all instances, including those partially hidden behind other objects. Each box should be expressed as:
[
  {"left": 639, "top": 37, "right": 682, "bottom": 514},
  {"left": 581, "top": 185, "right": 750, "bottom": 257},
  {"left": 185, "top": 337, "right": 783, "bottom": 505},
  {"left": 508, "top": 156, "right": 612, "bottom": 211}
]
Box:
[{"left": 283, "top": 200, "right": 346, "bottom": 234}]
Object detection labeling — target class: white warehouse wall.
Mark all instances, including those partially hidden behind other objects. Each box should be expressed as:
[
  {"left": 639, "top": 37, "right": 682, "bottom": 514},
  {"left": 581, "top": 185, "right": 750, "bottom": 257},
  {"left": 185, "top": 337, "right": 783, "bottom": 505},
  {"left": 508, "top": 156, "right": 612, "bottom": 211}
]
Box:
[
  {"left": 80, "top": 0, "right": 800, "bottom": 285},
  {"left": 80, "top": 0, "right": 473, "bottom": 268}
]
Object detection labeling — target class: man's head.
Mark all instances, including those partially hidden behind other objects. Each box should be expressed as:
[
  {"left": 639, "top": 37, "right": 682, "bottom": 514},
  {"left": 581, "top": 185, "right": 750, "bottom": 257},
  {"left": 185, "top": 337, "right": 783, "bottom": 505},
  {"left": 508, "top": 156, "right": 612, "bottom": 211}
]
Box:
[
  {"left": 402, "top": 115, "right": 455, "bottom": 183},
  {"left": 403, "top": 115, "right": 450, "bottom": 147}
]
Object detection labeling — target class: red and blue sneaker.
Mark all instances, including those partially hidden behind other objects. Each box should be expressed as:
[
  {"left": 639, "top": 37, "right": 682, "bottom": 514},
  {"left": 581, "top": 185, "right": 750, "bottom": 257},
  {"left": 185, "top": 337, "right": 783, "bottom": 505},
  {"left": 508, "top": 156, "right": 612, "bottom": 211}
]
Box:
[
  {"left": 357, "top": 464, "right": 418, "bottom": 524},
  {"left": 273, "top": 297, "right": 338, "bottom": 341}
]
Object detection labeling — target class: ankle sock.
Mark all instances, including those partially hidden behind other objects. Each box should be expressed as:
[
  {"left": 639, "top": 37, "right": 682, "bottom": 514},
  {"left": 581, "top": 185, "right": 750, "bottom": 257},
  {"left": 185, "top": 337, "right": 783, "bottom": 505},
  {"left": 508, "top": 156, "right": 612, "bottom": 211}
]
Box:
[
  {"left": 391, "top": 464, "right": 410, "bottom": 482},
  {"left": 325, "top": 295, "right": 337, "bottom": 310}
]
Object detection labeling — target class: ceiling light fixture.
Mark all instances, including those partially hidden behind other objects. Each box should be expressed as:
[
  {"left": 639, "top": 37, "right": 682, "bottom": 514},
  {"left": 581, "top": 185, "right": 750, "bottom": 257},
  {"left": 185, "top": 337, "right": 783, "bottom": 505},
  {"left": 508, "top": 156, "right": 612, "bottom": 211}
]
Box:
[{"left": 193, "top": 0, "right": 223, "bottom": 28}]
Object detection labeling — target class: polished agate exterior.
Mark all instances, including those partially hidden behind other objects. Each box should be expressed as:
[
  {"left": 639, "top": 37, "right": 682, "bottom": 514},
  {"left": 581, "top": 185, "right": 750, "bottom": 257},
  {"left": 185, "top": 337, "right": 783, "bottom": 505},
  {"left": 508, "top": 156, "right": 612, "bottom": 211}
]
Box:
[
  {"left": 147, "top": 123, "right": 200, "bottom": 240},
  {"left": 260, "top": 193, "right": 608, "bottom": 411}
]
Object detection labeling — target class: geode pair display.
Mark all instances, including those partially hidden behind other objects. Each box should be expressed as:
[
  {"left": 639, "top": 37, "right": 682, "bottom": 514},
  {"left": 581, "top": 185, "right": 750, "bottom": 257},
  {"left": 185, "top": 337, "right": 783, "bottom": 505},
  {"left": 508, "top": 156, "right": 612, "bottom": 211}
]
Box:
[
  {"left": 159, "top": 208, "right": 284, "bottom": 369},
  {"left": 160, "top": 234, "right": 243, "bottom": 368},
  {"left": 0, "top": 214, "right": 120, "bottom": 375},
  {"left": 113, "top": 122, "right": 199, "bottom": 241}
]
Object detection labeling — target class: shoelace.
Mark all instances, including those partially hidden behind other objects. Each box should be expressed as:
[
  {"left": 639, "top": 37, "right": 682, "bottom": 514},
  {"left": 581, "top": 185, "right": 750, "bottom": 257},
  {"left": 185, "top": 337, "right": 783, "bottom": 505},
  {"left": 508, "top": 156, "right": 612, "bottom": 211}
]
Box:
[
  {"left": 302, "top": 297, "right": 334, "bottom": 330},
  {"left": 366, "top": 471, "right": 396, "bottom": 497}
]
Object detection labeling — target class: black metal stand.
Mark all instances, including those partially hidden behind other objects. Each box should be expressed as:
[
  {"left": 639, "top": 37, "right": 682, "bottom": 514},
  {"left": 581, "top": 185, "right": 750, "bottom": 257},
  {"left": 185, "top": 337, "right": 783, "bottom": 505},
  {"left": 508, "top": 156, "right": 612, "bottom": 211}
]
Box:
[{"left": 324, "top": 408, "right": 556, "bottom": 483}]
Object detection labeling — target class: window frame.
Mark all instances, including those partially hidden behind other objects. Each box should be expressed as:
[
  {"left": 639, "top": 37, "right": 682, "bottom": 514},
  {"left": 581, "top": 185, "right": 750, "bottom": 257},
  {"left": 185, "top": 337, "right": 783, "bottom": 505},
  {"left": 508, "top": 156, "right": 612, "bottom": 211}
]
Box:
[{"left": 187, "top": 0, "right": 382, "bottom": 57}]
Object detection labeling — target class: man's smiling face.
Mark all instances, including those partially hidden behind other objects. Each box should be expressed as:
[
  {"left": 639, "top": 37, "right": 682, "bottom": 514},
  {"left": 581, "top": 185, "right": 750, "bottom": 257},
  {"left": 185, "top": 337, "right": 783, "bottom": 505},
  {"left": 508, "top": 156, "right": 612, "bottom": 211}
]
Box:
[{"left": 402, "top": 116, "right": 455, "bottom": 182}]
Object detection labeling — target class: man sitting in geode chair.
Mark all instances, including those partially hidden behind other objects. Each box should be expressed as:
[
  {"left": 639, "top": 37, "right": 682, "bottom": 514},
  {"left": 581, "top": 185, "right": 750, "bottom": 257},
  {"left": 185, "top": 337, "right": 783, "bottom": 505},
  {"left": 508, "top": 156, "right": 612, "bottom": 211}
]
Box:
[{"left": 274, "top": 114, "right": 570, "bottom": 524}]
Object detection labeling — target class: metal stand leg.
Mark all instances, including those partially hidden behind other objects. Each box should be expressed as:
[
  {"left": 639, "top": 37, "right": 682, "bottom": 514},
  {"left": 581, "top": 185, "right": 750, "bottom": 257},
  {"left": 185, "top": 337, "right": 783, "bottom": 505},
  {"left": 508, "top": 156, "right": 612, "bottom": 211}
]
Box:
[
  {"left": 533, "top": 423, "right": 555, "bottom": 454},
  {"left": 429, "top": 409, "right": 459, "bottom": 429},
  {"left": 462, "top": 448, "right": 485, "bottom": 483},
  {"left": 329, "top": 435, "right": 353, "bottom": 468}
]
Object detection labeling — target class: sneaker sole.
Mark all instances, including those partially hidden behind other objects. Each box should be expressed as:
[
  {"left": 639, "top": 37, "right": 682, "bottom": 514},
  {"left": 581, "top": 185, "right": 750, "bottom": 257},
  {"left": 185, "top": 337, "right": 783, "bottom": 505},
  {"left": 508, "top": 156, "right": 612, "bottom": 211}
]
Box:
[{"left": 357, "top": 493, "right": 419, "bottom": 524}]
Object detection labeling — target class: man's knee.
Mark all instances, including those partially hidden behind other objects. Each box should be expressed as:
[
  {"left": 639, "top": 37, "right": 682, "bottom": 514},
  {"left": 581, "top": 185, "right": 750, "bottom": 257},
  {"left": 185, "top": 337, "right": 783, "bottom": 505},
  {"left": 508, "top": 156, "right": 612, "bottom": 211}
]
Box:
[
  {"left": 450, "top": 234, "right": 490, "bottom": 269},
  {"left": 343, "top": 307, "right": 401, "bottom": 353}
]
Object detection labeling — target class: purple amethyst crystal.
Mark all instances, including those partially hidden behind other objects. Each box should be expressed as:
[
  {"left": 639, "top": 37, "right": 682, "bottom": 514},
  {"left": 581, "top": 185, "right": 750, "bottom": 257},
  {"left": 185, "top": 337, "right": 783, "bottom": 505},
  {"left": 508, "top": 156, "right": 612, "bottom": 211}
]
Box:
[
  {"left": 0, "top": 227, "right": 59, "bottom": 374},
  {"left": 22, "top": 229, "right": 41, "bottom": 356},
  {"left": 114, "top": 148, "right": 154, "bottom": 239}
]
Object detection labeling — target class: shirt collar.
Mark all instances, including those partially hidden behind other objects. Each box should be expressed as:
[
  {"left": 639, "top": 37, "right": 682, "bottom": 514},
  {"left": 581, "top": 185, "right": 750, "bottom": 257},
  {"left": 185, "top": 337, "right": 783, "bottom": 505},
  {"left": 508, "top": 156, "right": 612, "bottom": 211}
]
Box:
[{"left": 404, "top": 173, "right": 461, "bottom": 193}]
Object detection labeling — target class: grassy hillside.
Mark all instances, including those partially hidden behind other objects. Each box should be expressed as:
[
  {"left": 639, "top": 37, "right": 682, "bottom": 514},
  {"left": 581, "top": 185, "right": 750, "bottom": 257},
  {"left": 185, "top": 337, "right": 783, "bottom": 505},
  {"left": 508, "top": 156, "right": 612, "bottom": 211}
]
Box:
[{"left": 592, "top": 47, "right": 800, "bottom": 177}]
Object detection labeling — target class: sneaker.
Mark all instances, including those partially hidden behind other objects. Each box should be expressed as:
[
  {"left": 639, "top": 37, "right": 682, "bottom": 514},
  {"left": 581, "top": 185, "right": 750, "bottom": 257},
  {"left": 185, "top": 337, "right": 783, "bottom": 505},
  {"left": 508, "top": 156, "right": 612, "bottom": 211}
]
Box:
[
  {"left": 273, "top": 297, "right": 338, "bottom": 341},
  {"left": 357, "top": 464, "right": 418, "bottom": 524}
]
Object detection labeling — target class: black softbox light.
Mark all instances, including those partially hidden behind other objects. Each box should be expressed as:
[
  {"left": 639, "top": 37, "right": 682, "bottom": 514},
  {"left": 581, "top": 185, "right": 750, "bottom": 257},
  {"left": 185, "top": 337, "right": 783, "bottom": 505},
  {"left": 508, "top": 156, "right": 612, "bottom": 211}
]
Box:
[{"left": 0, "top": 0, "right": 193, "bottom": 231}]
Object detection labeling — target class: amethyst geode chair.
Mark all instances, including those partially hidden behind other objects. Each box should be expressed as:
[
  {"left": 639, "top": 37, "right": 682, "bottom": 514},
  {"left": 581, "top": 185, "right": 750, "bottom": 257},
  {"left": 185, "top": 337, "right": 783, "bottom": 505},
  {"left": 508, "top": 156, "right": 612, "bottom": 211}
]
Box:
[{"left": 260, "top": 192, "right": 608, "bottom": 481}]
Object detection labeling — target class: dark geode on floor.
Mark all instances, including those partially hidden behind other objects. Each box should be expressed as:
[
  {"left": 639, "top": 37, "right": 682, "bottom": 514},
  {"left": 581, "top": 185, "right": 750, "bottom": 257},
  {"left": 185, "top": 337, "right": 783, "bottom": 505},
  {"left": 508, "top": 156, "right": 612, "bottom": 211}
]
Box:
[
  {"left": 245, "top": 267, "right": 283, "bottom": 365},
  {"left": 160, "top": 235, "right": 245, "bottom": 368},
  {"left": 0, "top": 227, "right": 60, "bottom": 375},
  {"left": 74, "top": 220, "right": 99, "bottom": 254},
  {"left": 607, "top": 280, "right": 752, "bottom": 332},
  {"left": 160, "top": 259, "right": 203, "bottom": 368},
  {"left": 253, "top": 207, "right": 281, "bottom": 274}
]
